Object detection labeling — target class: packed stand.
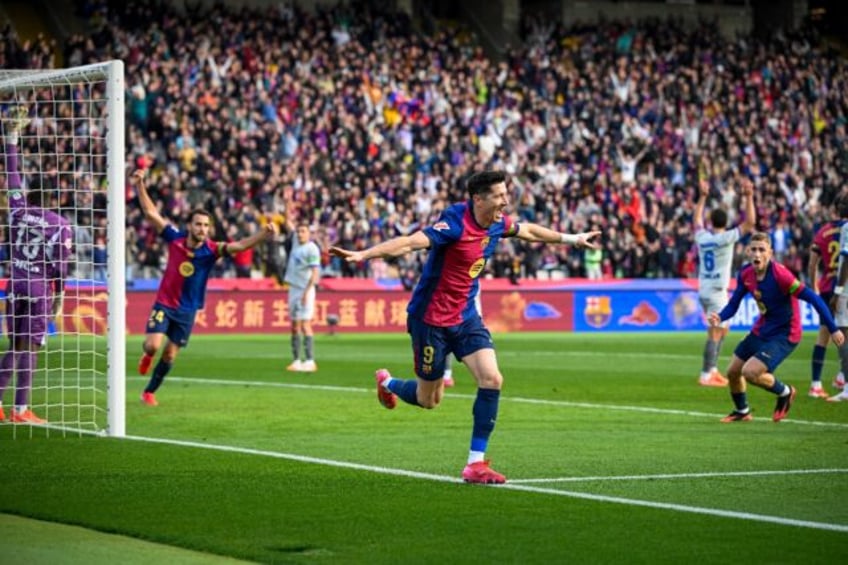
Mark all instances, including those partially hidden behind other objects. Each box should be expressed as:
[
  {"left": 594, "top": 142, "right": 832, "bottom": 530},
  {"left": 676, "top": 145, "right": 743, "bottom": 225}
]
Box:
[{"left": 2, "top": 0, "right": 846, "bottom": 284}]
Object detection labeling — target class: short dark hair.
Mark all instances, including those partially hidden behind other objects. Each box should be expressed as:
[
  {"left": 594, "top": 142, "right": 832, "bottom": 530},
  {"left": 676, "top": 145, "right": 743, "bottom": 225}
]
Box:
[
  {"left": 465, "top": 170, "right": 507, "bottom": 197},
  {"left": 187, "top": 208, "right": 212, "bottom": 223},
  {"left": 710, "top": 208, "right": 728, "bottom": 229}
]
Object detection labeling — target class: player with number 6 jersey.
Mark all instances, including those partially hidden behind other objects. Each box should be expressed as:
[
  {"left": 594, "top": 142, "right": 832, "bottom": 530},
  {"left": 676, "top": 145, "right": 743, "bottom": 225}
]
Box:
[{"left": 693, "top": 176, "right": 755, "bottom": 387}]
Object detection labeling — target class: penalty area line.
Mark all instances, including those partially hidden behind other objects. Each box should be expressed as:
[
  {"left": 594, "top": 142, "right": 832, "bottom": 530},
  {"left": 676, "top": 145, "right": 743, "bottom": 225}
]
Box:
[{"left": 124, "top": 434, "right": 848, "bottom": 534}]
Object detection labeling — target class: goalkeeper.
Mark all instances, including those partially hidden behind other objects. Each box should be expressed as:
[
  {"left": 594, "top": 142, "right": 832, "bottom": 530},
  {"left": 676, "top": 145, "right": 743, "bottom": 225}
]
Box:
[{"left": 0, "top": 107, "right": 73, "bottom": 424}]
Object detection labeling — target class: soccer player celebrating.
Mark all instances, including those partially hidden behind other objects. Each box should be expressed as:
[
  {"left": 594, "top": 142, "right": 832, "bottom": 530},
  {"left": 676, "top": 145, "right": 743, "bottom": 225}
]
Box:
[
  {"left": 331, "top": 170, "right": 601, "bottom": 483},
  {"left": 708, "top": 232, "right": 845, "bottom": 422},
  {"left": 693, "top": 175, "right": 755, "bottom": 387},
  {"left": 807, "top": 193, "right": 848, "bottom": 397},
  {"left": 133, "top": 169, "right": 277, "bottom": 406},
  {"left": 0, "top": 107, "right": 73, "bottom": 424}
]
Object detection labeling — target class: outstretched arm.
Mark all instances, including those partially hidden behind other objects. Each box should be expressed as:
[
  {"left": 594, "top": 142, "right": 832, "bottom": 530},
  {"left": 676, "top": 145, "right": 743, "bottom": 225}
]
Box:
[
  {"left": 3, "top": 106, "right": 30, "bottom": 192},
  {"left": 226, "top": 221, "right": 278, "bottom": 254},
  {"left": 710, "top": 277, "right": 747, "bottom": 326},
  {"left": 130, "top": 169, "right": 168, "bottom": 233},
  {"left": 738, "top": 177, "right": 756, "bottom": 234},
  {"left": 516, "top": 222, "right": 602, "bottom": 250},
  {"left": 330, "top": 231, "right": 431, "bottom": 263},
  {"left": 693, "top": 179, "right": 707, "bottom": 231},
  {"left": 798, "top": 286, "right": 843, "bottom": 345}
]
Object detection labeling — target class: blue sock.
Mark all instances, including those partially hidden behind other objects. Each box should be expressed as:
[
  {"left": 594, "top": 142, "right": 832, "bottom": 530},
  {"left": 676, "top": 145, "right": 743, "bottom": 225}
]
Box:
[
  {"left": 470, "top": 388, "right": 500, "bottom": 453},
  {"left": 811, "top": 345, "right": 826, "bottom": 383},
  {"left": 145, "top": 360, "right": 173, "bottom": 394},
  {"left": 387, "top": 379, "right": 420, "bottom": 406},
  {"left": 731, "top": 391, "right": 748, "bottom": 412},
  {"left": 768, "top": 379, "right": 788, "bottom": 395}
]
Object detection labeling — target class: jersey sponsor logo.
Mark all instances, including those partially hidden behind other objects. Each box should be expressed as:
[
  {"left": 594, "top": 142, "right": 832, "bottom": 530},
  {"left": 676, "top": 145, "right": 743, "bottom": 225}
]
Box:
[
  {"left": 179, "top": 261, "right": 195, "bottom": 277},
  {"left": 468, "top": 258, "right": 486, "bottom": 278},
  {"left": 433, "top": 221, "right": 449, "bottom": 231}
]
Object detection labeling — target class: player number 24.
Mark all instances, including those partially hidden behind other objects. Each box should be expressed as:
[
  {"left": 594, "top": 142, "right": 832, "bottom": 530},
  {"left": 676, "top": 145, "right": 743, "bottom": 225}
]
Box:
[{"left": 148, "top": 310, "right": 165, "bottom": 324}]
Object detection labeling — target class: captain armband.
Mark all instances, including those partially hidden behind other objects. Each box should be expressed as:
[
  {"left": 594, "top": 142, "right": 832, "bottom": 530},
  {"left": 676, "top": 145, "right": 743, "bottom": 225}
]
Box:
[{"left": 836, "top": 285, "right": 846, "bottom": 296}]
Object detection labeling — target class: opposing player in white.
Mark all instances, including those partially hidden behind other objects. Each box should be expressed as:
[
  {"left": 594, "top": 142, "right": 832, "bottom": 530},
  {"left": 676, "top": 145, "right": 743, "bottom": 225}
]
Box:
[
  {"left": 693, "top": 176, "right": 755, "bottom": 386},
  {"left": 826, "top": 214, "right": 848, "bottom": 402},
  {"left": 284, "top": 220, "right": 321, "bottom": 373}
]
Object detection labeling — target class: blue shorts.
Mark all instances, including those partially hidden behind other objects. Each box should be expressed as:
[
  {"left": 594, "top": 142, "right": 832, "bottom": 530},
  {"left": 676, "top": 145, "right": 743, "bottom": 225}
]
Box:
[
  {"left": 733, "top": 333, "right": 797, "bottom": 373},
  {"left": 407, "top": 315, "right": 494, "bottom": 381},
  {"left": 145, "top": 303, "right": 196, "bottom": 348}
]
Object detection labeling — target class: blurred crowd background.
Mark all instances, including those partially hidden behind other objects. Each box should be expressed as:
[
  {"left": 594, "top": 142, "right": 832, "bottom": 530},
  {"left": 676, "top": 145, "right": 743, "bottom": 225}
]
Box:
[{"left": 1, "top": 0, "right": 846, "bottom": 285}]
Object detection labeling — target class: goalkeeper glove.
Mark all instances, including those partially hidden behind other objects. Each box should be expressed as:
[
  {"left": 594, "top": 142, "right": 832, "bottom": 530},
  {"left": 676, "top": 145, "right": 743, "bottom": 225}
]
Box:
[{"left": 4, "top": 106, "right": 30, "bottom": 144}]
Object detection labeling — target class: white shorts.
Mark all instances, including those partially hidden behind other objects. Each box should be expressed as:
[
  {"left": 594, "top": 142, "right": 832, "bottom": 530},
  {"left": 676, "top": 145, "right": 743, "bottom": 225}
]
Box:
[
  {"left": 699, "top": 291, "right": 729, "bottom": 328},
  {"left": 288, "top": 286, "right": 315, "bottom": 321},
  {"left": 835, "top": 296, "right": 848, "bottom": 328}
]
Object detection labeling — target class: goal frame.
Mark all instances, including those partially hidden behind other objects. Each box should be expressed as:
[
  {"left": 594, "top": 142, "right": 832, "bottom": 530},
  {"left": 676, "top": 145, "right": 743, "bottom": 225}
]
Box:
[{"left": 0, "top": 60, "right": 126, "bottom": 437}]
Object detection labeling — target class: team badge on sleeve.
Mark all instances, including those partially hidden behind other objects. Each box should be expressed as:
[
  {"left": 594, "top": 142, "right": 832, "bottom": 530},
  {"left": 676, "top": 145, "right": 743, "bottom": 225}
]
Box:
[{"left": 433, "top": 221, "right": 450, "bottom": 231}]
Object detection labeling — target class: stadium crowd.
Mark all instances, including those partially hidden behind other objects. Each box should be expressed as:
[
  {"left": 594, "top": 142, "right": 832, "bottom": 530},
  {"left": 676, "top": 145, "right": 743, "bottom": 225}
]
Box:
[{"left": 2, "top": 0, "right": 847, "bottom": 284}]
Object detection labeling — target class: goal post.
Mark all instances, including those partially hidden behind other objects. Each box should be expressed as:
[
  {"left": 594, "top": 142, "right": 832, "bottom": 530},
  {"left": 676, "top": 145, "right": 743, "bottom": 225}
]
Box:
[{"left": 0, "top": 60, "right": 125, "bottom": 437}]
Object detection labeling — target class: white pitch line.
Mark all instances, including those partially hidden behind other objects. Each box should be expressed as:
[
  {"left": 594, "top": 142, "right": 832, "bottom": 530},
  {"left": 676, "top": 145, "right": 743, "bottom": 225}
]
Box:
[
  {"left": 142, "top": 376, "right": 848, "bottom": 429},
  {"left": 124, "top": 434, "right": 848, "bottom": 534},
  {"left": 509, "top": 468, "right": 848, "bottom": 484}
]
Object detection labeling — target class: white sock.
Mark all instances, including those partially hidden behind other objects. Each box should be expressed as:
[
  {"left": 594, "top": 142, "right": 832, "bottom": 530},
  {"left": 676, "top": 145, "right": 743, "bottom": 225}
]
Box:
[
  {"left": 5, "top": 132, "right": 19, "bottom": 145},
  {"left": 780, "top": 385, "right": 792, "bottom": 397},
  {"left": 15, "top": 405, "right": 27, "bottom": 413},
  {"left": 467, "top": 451, "right": 485, "bottom": 465},
  {"left": 381, "top": 377, "right": 393, "bottom": 389},
  {"left": 443, "top": 370, "right": 453, "bottom": 379}
]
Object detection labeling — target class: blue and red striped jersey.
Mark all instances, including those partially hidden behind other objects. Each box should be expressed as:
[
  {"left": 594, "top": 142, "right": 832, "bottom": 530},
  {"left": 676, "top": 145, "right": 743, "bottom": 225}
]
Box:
[{"left": 408, "top": 201, "right": 518, "bottom": 327}]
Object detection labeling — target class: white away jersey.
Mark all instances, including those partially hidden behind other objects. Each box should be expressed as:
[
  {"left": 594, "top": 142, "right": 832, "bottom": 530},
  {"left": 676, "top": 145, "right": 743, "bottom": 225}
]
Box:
[
  {"left": 694, "top": 227, "right": 740, "bottom": 292},
  {"left": 284, "top": 239, "right": 321, "bottom": 289}
]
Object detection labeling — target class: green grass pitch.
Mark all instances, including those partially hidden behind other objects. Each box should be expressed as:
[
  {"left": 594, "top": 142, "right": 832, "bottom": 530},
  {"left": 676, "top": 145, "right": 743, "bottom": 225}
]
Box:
[{"left": 1, "top": 331, "right": 847, "bottom": 563}]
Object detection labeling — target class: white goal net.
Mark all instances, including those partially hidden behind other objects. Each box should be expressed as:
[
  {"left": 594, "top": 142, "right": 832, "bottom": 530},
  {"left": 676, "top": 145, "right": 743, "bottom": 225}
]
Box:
[{"left": 0, "top": 61, "right": 125, "bottom": 437}]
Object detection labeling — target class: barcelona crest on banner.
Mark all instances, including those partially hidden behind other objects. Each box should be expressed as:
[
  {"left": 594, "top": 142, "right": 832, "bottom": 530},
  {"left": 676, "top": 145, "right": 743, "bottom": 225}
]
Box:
[{"left": 584, "top": 296, "right": 612, "bottom": 328}]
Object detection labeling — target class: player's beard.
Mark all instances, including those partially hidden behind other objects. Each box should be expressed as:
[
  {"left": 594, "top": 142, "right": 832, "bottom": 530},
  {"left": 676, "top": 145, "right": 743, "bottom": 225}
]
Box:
[{"left": 187, "top": 232, "right": 207, "bottom": 248}]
